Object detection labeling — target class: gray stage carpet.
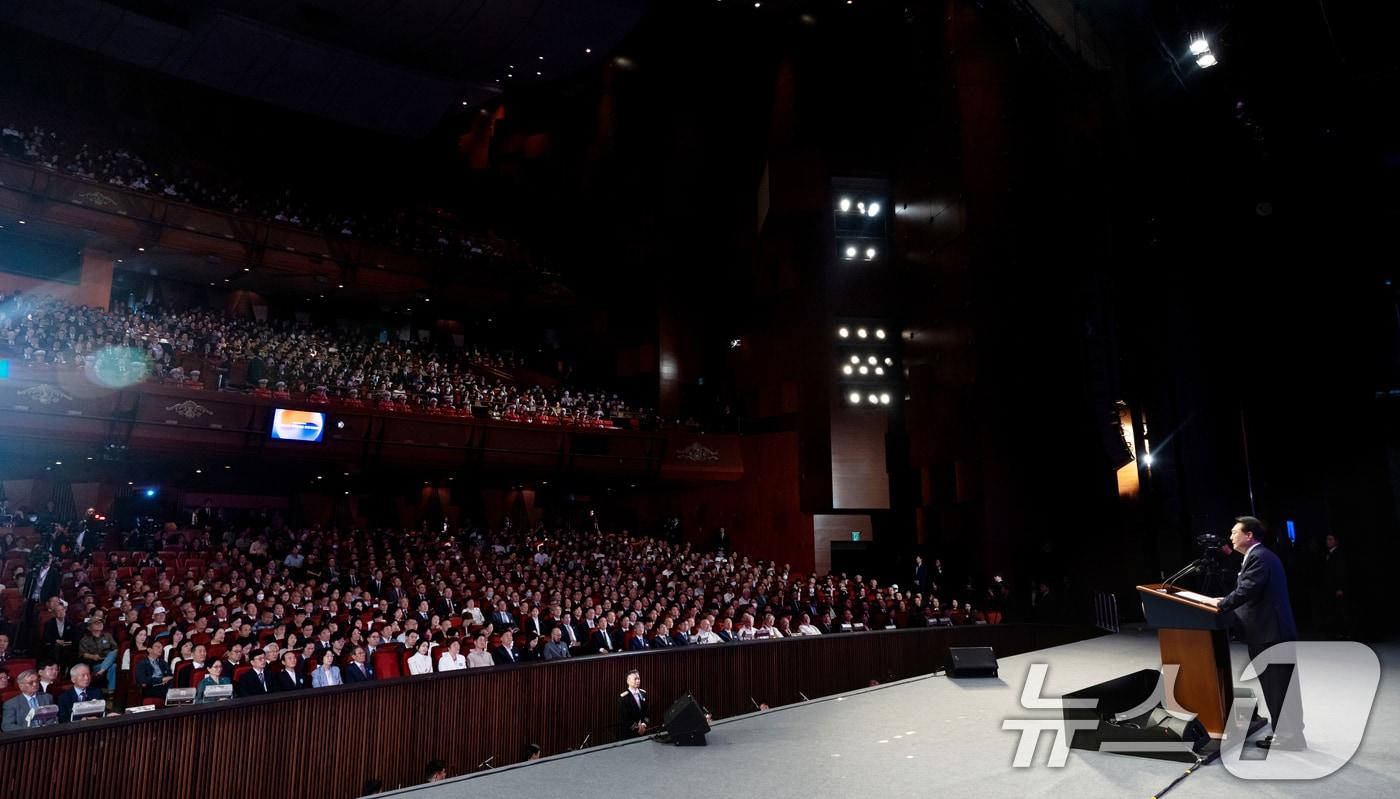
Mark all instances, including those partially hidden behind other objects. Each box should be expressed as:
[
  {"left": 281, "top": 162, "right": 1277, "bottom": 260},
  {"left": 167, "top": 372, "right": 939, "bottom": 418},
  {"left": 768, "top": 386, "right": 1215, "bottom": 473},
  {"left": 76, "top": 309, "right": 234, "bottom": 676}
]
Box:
[{"left": 374, "top": 629, "right": 1400, "bottom": 799}]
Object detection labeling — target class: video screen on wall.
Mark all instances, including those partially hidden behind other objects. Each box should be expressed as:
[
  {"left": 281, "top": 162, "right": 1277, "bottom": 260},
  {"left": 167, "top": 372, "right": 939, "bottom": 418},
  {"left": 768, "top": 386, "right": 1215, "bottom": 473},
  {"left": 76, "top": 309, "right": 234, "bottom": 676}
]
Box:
[{"left": 270, "top": 409, "right": 325, "bottom": 442}]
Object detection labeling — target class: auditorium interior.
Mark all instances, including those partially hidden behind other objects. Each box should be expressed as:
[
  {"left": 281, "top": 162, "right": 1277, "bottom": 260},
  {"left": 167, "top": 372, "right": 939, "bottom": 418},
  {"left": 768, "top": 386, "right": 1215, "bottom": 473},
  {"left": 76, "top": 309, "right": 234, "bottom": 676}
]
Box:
[{"left": 1, "top": 1, "right": 1398, "bottom": 797}]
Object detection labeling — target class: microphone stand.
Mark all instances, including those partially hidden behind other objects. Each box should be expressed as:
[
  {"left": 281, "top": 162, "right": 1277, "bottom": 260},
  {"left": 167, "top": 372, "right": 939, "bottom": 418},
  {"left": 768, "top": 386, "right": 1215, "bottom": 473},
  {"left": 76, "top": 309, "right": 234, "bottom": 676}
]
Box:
[
  {"left": 1161, "top": 559, "right": 1203, "bottom": 591},
  {"left": 574, "top": 733, "right": 590, "bottom": 751},
  {"left": 475, "top": 756, "right": 494, "bottom": 772}
]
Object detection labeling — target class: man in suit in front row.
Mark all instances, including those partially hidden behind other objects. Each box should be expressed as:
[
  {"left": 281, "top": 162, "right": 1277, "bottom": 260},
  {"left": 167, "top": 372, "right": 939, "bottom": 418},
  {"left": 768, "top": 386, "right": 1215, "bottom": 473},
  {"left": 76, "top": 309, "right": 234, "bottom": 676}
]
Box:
[
  {"left": 2, "top": 670, "right": 55, "bottom": 731},
  {"left": 236, "top": 650, "right": 275, "bottom": 698},
  {"left": 274, "top": 651, "right": 307, "bottom": 692},
  {"left": 343, "top": 646, "right": 375, "bottom": 683},
  {"left": 618, "top": 669, "right": 650, "bottom": 738},
  {"left": 57, "top": 663, "right": 105, "bottom": 723},
  {"left": 135, "top": 640, "right": 173, "bottom": 699},
  {"left": 1208, "top": 515, "right": 1305, "bottom": 750}
]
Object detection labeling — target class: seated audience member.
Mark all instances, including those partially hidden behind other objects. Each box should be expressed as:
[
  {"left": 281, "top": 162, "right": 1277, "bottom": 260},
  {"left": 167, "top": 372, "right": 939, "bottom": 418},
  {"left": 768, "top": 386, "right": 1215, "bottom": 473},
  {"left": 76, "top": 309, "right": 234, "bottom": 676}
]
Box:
[
  {"left": 136, "top": 640, "right": 173, "bottom": 699},
  {"left": 197, "top": 659, "right": 232, "bottom": 702},
  {"left": 492, "top": 631, "right": 521, "bottom": 665},
  {"left": 36, "top": 660, "right": 61, "bottom": 694},
  {"left": 542, "top": 627, "right": 570, "bottom": 661},
  {"left": 796, "top": 614, "right": 823, "bottom": 636},
  {"left": 56, "top": 663, "right": 104, "bottom": 722},
  {"left": 311, "top": 648, "right": 342, "bottom": 687},
  {"left": 342, "top": 646, "right": 375, "bottom": 683},
  {"left": 693, "top": 618, "right": 722, "bottom": 645},
  {"left": 424, "top": 759, "right": 447, "bottom": 783},
  {"left": 276, "top": 651, "right": 309, "bottom": 691},
  {"left": 77, "top": 617, "right": 119, "bottom": 694},
  {"left": 2, "top": 670, "right": 54, "bottom": 731},
  {"left": 236, "top": 650, "right": 274, "bottom": 697},
  {"left": 628, "top": 622, "right": 650, "bottom": 651},
  {"left": 466, "top": 634, "right": 494, "bottom": 668},
  {"left": 438, "top": 639, "right": 467, "bottom": 671}
]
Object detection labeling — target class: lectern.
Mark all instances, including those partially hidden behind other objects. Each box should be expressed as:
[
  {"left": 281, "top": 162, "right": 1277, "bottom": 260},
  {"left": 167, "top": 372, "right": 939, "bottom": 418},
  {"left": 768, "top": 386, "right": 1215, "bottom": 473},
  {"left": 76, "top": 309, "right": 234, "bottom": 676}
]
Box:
[{"left": 1136, "top": 583, "right": 1233, "bottom": 736}]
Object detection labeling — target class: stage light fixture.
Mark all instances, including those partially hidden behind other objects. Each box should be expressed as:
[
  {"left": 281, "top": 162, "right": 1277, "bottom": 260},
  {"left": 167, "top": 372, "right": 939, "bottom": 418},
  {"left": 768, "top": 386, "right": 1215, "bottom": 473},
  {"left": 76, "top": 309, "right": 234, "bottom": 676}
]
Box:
[
  {"left": 859, "top": 366, "right": 868, "bottom": 375},
  {"left": 850, "top": 355, "right": 860, "bottom": 364},
  {"left": 857, "top": 328, "right": 868, "bottom": 338},
  {"left": 845, "top": 245, "right": 858, "bottom": 259},
  {"left": 867, "top": 356, "right": 877, "bottom": 365},
  {"left": 839, "top": 198, "right": 852, "bottom": 212},
  {"left": 843, "top": 365, "right": 853, "bottom": 375},
  {"left": 849, "top": 392, "right": 862, "bottom": 404},
  {"left": 1142, "top": 453, "right": 1155, "bottom": 467},
  {"left": 874, "top": 367, "right": 884, "bottom": 376},
  {"left": 884, "top": 357, "right": 893, "bottom": 365},
  {"left": 867, "top": 394, "right": 878, "bottom": 404},
  {"left": 879, "top": 393, "right": 891, "bottom": 404},
  {"left": 875, "top": 328, "right": 885, "bottom": 339},
  {"left": 1189, "top": 38, "right": 1210, "bottom": 56},
  {"left": 838, "top": 327, "right": 849, "bottom": 337},
  {"left": 868, "top": 202, "right": 881, "bottom": 217},
  {"left": 1196, "top": 53, "right": 1217, "bottom": 68},
  {"left": 865, "top": 247, "right": 877, "bottom": 260},
  {"left": 857, "top": 201, "right": 866, "bottom": 213}
]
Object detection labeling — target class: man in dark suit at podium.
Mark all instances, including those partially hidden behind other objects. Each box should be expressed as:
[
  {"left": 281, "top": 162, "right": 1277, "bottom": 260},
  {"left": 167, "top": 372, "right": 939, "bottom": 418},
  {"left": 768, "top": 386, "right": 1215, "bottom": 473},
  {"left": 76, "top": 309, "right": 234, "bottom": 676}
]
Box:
[{"left": 1208, "top": 516, "right": 1304, "bottom": 750}]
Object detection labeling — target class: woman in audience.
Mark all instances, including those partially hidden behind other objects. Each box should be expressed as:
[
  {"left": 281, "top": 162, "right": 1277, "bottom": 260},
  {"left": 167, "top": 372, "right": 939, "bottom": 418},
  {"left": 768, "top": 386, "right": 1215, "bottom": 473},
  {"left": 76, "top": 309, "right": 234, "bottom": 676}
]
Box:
[
  {"left": 196, "top": 659, "right": 231, "bottom": 702},
  {"left": 122, "top": 628, "right": 150, "bottom": 671},
  {"left": 466, "top": 634, "right": 494, "bottom": 668},
  {"left": 407, "top": 639, "right": 434, "bottom": 675},
  {"left": 311, "top": 648, "right": 342, "bottom": 688},
  {"left": 438, "top": 638, "right": 467, "bottom": 672}
]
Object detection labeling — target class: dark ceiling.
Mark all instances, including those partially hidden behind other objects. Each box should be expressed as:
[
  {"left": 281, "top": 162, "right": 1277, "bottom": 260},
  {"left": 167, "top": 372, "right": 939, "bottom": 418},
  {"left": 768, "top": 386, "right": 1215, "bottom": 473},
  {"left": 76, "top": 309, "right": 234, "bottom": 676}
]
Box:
[{"left": 0, "top": 0, "right": 645, "bottom": 137}]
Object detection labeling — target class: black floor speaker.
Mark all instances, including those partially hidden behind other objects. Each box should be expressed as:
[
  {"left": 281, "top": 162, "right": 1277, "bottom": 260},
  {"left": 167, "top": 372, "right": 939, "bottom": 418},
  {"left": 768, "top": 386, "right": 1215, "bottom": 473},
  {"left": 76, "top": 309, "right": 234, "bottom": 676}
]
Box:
[
  {"left": 662, "top": 693, "right": 711, "bottom": 746},
  {"left": 947, "top": 646, "right": 998, "bottom": 677},
  {"left": 1061, "top": 669, "right": 1210, "bottom": 762}
]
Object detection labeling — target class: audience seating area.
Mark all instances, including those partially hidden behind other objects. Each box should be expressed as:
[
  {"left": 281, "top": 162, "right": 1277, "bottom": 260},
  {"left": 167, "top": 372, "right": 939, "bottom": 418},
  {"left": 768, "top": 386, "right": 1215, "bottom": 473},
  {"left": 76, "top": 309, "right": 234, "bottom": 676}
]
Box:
[
  {"left": 0, "top": 510, "right": 1018, "bottom": 719},
  {"left": 1, "top": 117, "right": 523, "bottom": 268},
  {"left": 0, "top": 292, "right": 656, "bottom": 428}
]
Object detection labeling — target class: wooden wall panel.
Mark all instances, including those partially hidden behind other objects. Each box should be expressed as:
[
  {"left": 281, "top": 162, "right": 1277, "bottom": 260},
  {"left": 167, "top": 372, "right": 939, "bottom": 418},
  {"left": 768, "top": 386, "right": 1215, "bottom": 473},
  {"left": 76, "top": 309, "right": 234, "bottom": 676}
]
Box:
[{"left": 0, "top": 624, "right": 1099, "bottom": 798}]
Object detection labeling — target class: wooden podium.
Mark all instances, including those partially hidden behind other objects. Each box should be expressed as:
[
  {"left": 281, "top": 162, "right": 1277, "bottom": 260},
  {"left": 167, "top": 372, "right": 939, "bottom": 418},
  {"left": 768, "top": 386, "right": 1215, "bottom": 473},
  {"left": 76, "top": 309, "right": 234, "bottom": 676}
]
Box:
[{"left": 1136, "top": 583, "right": 1233, "bottom": 736}]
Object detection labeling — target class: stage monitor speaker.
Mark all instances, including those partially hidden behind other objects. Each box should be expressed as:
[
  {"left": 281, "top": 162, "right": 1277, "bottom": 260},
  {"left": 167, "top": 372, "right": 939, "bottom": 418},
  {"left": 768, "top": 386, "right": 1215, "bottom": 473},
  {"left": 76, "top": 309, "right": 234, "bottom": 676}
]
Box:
[
  {"left": 662, "top": 693, "right": 711, "bottom": 746},
  {"left": 947, "top": 646, "right": 998, "bottom": 677},
  {"left": 1061, "top": 669, "right": 1212, "bottom": 762}
]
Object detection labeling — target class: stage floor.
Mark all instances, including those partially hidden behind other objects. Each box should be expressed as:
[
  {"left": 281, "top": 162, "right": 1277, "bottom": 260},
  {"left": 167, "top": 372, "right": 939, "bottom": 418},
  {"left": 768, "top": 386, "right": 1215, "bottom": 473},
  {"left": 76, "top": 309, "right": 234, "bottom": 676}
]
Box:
[{"left": 376, "top": 629, "right": 1400, "bottom": 799}]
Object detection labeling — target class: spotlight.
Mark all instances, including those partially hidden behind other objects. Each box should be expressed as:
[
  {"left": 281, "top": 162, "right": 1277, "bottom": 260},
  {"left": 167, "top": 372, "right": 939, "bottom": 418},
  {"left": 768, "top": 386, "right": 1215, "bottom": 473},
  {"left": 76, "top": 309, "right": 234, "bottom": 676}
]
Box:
[
  {"left": 868, "top": 202, "right": 881, "bottom": 217},
  {"left": 849, "top": 392, "right": 862, "bottom": 404},
  {"left": 884, "top": 357, "right": 893, "bottom": 365},
  {"left": 1142, "top": 453, "right": 1155, "bottom": 467},
  {"left": 858, "top": 366, "right": 868, "bottom": 375},
  {"left": 144, "top": 488, "right": 157, "bottom": 498},
  {"left": 857, "top": 201, "right": 866, "bottom": 213},
  {"left": 857, "top": 328, "right": 868, "bottom": 338},
  {"left": 867, "top": 356, "right": 877, "bottom": 365},
  {"left": 845, "top": 245, "right": 858, "bottom": 259},
  {"left": 879, "top": 393, "right": 891, "bottom": 405},
  {"left": 875, "top": 328, "right": 886, "bottom": 339},
  {"left": 1189, "top": 38, "right": 1210, "bottom": 56},
  {"left": 839, "top": 198, "right": 852, "bottom": 212},
  {"left": 867, "top": 394, "right": 878, "bottom": 404},
  {"left": 137, "top": 246, "right": 145, "bottom": 252},
  {"left": 850, "top": 356, "right": 860, "bottom": 364},
  {"left": 874, "top": 367, "right": 884, "bottom": 376},
  {"left": 843, "top": 365, "right": 854, "bottom": 375},
  {"left": 865, "top": 247, "right": 877, "bottom": 260},
  {"left": 1196, "top": 53, "right": 1217, "bottom": 68},
  {"left": 838, "top": 327, "right": 849, "bottom": 338}
]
